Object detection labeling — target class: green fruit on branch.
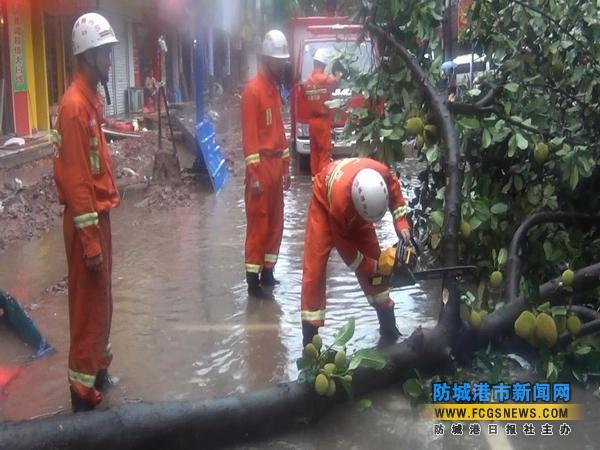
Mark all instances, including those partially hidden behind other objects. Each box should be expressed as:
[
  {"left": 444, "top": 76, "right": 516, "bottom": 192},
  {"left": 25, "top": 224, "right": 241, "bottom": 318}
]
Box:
[
  {"left": 514, "top": 310, "right": 536, "bottom": 339},
  {"left": 315, "top": 373, "right": 329, "bottom": 396},
  {"left": 469, "top": 310, "right": 482, "bottom": 329},
  {"left": 567, "top": 315, "right": 582, "bottom": 336},
  {"left": 312, "top": 334, "right": 323, "bottom": 351},
  {"left": 562, "top": 269, "right": 574, "bottom": 287},
  {"left": 460, "top": 220, "right": 472, "bottom": 238},
  {"left": 326, "top": 379, "right": 336, "bottom": 397},
  {"left": 323, "top": 363, "right": 337, "bottom": 375},
  {"left": 534, "top": 142, "right": 549, "bottom": 165},
  {"left": 334, "top": 350, "right": 346, "bottom": 369},
  {"left": 535, "top": 312, "right": 558, "bottom": 347},
  {"left": 303, "top": 343, "right": 318, "bottom": 360},
  {"left": 405, "top": 117, "right": 424, "bottom": 136},
  {"left": 490, "top": 271, "right": 503, "bottom": 288}
]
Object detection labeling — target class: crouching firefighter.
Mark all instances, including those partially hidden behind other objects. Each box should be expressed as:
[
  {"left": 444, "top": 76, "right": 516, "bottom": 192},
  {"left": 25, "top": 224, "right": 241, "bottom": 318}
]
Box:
[
  {"left": 300, "top": 157, "right": 412, "bottom": 345},
  {"left": 53, "top": 12, "right": 120, "bottom": 412}
]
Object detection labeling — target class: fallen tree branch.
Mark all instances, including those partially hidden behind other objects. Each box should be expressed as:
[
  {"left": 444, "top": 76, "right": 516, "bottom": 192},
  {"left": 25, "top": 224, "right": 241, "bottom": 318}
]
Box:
[
  {"left": 570, "top": 305, "right": 600, "bottom": 321},
  {"left": 365, "top": 19, "right": 463, "bottom": 329},
  {"left": 0, "top": 326, "right": 452, "bottom": 450},
  {"left": 505, "top": 211, "right": 600, "bottom": 304},
  {"left": 557, "top": 318, "right": 600, "bottom": 346},
  {"left": 448, "top": 102, "right": 494, "bottom": 115}
]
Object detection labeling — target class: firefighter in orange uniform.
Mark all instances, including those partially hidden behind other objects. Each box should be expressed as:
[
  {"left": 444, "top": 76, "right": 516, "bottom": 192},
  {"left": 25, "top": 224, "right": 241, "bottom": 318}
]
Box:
[
  {"left": 242, "top": 30, "right": 291, "bottom": 299},
  {"left": 52, "top": 12, "right": 120, "bottom": 412},
  {"left": 301, "top": 157, "right": 412, "bottom": 345},
  {"left": 303, "top": 47, "right": 340, "bottom": 177}
]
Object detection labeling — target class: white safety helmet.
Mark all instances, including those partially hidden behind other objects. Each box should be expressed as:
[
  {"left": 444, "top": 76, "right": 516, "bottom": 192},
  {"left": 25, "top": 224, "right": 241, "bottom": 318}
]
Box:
[
  {"left": 351, "top": 168, "right": 389, "bottom": 222},
  {"left": 314, "top": 47, "right": 331, "bottom": 65},
  {"left": 261, "top": 29, "right": 290, "bottom": 59},
  {"left": 72, "top": 12, "right": 118, "bottom": 56}
]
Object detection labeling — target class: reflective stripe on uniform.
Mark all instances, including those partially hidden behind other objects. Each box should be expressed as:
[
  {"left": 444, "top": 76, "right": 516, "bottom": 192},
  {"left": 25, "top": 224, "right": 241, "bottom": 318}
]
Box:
[
  {"left": 68, "top": 369, "right": 96, "bottom": 388},
  {"left": 326, "top": 157, "right": 357, "bottom": 204},
  {"left": 393, "top": 205, "right": 410, "bottom": 220},
  {"left": 245, "top": 153, "right": 260, "bottom": 166},
  {"left": 246, "top": 263, "right": 262, "bottom": 273},
  {"left": 90, "top": 151, "right": 100, "bottom": 175},
  {"left": 264, "top": 253, "right": 278, "bottom": 263},
  {"left": 301, "top": 309, "right": 326, "bottom": 321},
  {"left": 73, "top": 212, "right": 99, "bottom": 229},
  {"left": 266, "top": 108, "right": 273, "bottom": 126},
  {"left": 367, "top": 290, "right": 391, "bottom": 305},
  {"left": 106, "top": 343, "right": 112, "bottom": 355},
  {"left": 348, "top": 251, "right": 364, "bottom": 271},
  {"left": 282, "top": 148, "right": 290, "bottom": 159}
]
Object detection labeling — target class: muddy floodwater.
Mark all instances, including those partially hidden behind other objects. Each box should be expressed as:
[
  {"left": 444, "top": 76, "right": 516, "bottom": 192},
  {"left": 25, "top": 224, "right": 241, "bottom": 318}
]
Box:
[{"left": 1, "top": 147, "right": 599, "bottom": 449}]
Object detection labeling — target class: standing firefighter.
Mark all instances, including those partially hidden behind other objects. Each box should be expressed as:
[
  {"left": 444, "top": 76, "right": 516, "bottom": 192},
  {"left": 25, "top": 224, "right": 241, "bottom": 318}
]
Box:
[
  {"left": 304, "top": 47, "right": 340, "bottom": 177},
  {"left": 301, "top": 157, "right": 412, "bottom": 345},
  {"left": 52, "top": 12, "right": 119, "bottom": 412},
  {"left": 242, "top": 30, "right": 291, "bottom": 299}
]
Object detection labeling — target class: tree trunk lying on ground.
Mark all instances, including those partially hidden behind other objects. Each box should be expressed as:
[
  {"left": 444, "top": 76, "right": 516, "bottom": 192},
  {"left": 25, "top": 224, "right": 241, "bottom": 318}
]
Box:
[{"left": 2, "top": 265, "right": 599, "bottom": 450}]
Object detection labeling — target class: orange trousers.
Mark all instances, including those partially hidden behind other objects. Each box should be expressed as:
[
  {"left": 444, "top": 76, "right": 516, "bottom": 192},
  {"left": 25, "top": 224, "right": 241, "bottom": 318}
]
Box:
[
  {"left": 300, "top": 197, "right": 394, "bottom": 327},
  {"left": 244, "top": 155, "right": 284, "bottom": 273},
  {"left": 309, "top": 117, "right": 333, "bottom": 177},
  {"left": 64, "top": 209, "right": 113, "bottom": 405}
]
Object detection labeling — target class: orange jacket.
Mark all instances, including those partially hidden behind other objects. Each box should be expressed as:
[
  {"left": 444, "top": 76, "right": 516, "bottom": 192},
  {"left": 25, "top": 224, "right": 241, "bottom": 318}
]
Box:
[
  {"left": 314, "top": 157, "right": 410, "bottom": 235},
  {"left": 304, "top": 68, "right": 337, "bottom": 118},
  {"left": 53, "top": 73, "right": 120, "bottom": 259},
  {"left": 241, "top": 71, "right": 290, "bottom": 180}
]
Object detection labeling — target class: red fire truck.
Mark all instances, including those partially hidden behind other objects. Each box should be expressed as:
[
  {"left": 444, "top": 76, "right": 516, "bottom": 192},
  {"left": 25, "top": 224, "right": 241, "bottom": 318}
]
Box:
[{"left": 288, "top": 16, "right": 376, "bottom": 171}]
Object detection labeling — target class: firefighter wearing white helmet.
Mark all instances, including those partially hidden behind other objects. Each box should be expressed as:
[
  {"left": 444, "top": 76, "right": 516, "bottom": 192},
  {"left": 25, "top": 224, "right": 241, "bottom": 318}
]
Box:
[
  {"left": 53, "top": 11, "right": 121, "bottom": 412},
  {"left": 300, "top": 157, "right": 412, "bottom": 347},
  {"left": 241, "top": 29, "right": 291, "bottom": 299},
  {"left": 351, "top": 168, "right": 389, "bottom": 222},
  {"left": 71, "top": 12, "right": 118, "bottom": 105},
  {"left": 303, "top": 46, "right": 342, "bottom": 176}
]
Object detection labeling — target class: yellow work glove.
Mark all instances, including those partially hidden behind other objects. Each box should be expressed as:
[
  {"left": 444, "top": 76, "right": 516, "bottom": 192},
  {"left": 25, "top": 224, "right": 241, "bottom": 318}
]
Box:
[{"left": 378, "top": 246, "right": 397, "bottom": 276}]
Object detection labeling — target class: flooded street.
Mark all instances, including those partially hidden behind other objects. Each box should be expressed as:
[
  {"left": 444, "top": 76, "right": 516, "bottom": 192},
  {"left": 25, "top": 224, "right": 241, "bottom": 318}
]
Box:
[{"left": 1, "top": 123, "right": 599, "bottom": 449}]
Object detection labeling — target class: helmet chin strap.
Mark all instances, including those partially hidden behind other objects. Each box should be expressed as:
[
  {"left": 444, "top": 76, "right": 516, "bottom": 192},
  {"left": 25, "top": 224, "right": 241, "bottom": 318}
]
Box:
[{"left": 83, "top": 50, "right": 112, "bottom": 105}]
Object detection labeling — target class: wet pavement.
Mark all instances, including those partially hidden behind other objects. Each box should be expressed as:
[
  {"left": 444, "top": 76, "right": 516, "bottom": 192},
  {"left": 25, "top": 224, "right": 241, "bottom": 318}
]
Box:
[{"left": 1, "top": 117, "right": 600, "bottom": 449}]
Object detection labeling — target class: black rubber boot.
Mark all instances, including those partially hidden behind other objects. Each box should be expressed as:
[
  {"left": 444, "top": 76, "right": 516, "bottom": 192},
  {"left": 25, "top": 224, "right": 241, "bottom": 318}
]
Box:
[
  {"left": 246, "top": 272, "right": 272, "bottom": 300},
  {"left": 70, "top": 388, "right": 95, "bottom": 413},
  {"left": 94, "top": 368, "right": 119, "bottom": 391},
  {"left": 376, "top": 308, "right": 402, "bottom": 343},
  {"left": 302, "top": 321, "right": 319, "bottom": 347},
  {"left": 260, "top": 267, "right": 280, "bottom": 286}
]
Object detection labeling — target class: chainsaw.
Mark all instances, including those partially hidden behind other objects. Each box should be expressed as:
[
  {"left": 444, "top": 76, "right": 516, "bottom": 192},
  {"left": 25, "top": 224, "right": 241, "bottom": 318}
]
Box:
[{"left": 370, "top": 238, "right": 478, "bottom": 288}]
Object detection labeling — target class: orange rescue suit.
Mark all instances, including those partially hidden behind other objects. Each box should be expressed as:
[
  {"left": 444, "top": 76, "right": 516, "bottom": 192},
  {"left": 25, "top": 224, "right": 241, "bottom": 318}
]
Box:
[
  {"left": 53, "top": 73, "right": 119, "bottom": 405},
  {"left": 241, "top": 71, "right": 290, "bottom": 274},
  {"left": 304, "top": 68, "right": 337, "bottom": 177},
  {"left": 301, "top": 158, "right": 411, "bottom": 327}
]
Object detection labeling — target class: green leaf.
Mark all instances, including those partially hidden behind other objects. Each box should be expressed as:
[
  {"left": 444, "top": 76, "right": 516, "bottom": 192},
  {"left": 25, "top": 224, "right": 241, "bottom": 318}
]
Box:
[
  {"left": 497, "top": 248, "right": 508, "bottom": 266},
  {"left": 296, "top": 356, "right": 312, "bottom": 371},
  {"left": 504, "top": 82, "right": 519, "bottom": 93},
  {"left": 490, "top": 203, "right": 509, "bottom": 214},
  {"left": 379, "top": 128, "right": 394, "bottom": 138},
  {"left": 403, "top": 378, "right": 423, "bottom": 398},
  {"left": 355, "top": 398, "right": 373, "bottom": 411},
  {"left": 333, "top": 318, "right": 355, "bottom": 347},
  {"left": 431, "top": 210, "right": 444, "bottom": 227},
  {"left": 348, "top": 348, "right": 386, "bottom": 371},
  {"left": 426, "top": 146, "right": 438, "bottom": 162},
  {"left": 515, "top": 133, "right": 529, "bottom": 150},
  {"left": 458, "top": 117, "right": 480, "bottom": 130},
  {"left": 570, "top": 165, "right": 579, "bottom": 190},
  {"left": 576, "top": 345, "right": 592, "bottom": 356},
  {"left": 482, "top": 129, "right": 492, "bottom": 148}
]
